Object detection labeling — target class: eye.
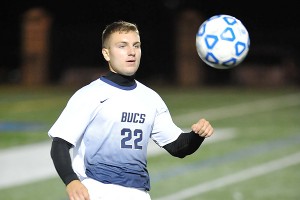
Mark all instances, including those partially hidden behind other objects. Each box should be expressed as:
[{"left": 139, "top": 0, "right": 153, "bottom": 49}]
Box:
[
  {"left": 117, "top": 42, "right": 127, "bottom": 48},
  {"left": 134, "top": 44, "right": 141, "bottom": 48}
]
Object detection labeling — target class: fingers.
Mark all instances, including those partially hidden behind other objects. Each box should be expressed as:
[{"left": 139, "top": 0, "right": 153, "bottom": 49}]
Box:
[
  {"left": 191, "top": 118, "right": 214, "bottom": 138},
  {"left": 67, "top": 180, "right": 90, "bottom": 200},
  {"left": 69, "top": 191, "right": 90, "bottom": 200}
]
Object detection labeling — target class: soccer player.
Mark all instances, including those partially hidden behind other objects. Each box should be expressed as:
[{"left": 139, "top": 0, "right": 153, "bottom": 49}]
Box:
[{"left": 49, "top": 21, "right": 214, "bottom": 200}]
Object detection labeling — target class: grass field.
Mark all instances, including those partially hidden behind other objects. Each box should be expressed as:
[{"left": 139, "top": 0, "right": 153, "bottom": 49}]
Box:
[{"left": 0, "top": 85, "right": 299, "bottom": 200}]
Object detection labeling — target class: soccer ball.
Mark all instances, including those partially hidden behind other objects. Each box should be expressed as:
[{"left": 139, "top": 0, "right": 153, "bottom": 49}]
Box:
[{"left": 196, "top": 14, "right": 250, "bottom": 69}]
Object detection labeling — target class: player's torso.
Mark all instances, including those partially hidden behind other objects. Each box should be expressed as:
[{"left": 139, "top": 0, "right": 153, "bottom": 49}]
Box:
[{"left": 83, "top": 80, "right": 159, "bottom": 167}]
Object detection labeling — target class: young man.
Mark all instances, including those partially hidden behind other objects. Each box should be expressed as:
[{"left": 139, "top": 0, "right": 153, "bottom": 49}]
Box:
[{"left": 49, "top": 21, "right": 214, "bottom": 200}]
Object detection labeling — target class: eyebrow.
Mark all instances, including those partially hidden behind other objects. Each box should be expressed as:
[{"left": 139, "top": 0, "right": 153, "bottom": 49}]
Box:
[{"left": 116, "top": 41, "right": 141, "bottom": 45}]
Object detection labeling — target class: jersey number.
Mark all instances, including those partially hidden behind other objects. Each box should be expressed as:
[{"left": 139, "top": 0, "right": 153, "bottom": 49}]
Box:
[{"left": 121, "top": 128, "right": 143, "bottom": 149}]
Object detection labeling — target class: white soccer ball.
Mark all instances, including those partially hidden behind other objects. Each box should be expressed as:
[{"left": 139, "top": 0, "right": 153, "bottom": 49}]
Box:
[{"left": 196, "top": 14, "right": 250, "bottom": 69}]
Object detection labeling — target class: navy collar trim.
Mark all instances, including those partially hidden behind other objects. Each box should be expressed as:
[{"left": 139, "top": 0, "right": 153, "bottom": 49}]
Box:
[{"left": 100, "top": 76, "right": 137, "bottom": 90}]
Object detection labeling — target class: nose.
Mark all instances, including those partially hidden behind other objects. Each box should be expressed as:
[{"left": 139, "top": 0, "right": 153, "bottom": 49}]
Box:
[{"left": 128, "top": 46, "right": 136, "bottom": 56}]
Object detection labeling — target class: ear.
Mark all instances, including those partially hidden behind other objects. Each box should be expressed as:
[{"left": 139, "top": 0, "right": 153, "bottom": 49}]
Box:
[{"left": 102, "top": 48, "right": 110, "bottom": 61}]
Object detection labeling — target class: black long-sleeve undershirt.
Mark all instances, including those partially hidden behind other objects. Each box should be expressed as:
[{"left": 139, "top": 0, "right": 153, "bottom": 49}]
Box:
[
  {"left": 50, "top": 138, "right": 79, "bottom": 185},
  {"left": 163, "top": 131, "right": 205, "bottom": 158}
]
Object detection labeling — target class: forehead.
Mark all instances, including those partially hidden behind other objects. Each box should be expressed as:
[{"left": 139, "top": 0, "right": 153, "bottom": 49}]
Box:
[{"left": 109, "top": 31, "right": 140, "bottom": 43}]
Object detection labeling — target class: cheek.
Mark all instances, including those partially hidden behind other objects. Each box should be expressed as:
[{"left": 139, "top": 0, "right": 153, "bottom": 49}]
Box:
[
  {"left": 134, "top": 49, "right": 141, "bottom": 58},
  {"left": 111, "top": 49, "right": 127, "bottom": 58}
]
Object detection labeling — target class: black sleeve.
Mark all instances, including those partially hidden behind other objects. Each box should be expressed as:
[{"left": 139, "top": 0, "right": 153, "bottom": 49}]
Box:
[
  {"left": 163, "top": 131, "right": 205, "bottom": 158},
  {"left": 50, "top": 137, "right": 79, "bottom": 185}
]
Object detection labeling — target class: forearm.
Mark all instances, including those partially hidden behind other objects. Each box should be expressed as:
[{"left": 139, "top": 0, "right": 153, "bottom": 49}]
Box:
[
  {"left": 163, "top": 131, "right": 205, "bottom": 158},
  {"left": 50, "top": 137, "right": 79, "bottom": 185}
]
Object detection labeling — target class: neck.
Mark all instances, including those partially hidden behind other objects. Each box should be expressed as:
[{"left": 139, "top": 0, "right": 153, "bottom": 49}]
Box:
[{"left": 103, "top": 71, "right": 135, "bottom": 86}]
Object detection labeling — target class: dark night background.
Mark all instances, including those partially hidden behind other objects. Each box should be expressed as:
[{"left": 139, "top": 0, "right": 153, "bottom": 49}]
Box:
[{"left": 1, "top": 0, "right": 299, "bottom": 85}]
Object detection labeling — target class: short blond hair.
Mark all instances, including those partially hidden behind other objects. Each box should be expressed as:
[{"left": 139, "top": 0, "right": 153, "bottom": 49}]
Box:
[{"left": 102, "top": 21, "right": 139, "bottom": 48}]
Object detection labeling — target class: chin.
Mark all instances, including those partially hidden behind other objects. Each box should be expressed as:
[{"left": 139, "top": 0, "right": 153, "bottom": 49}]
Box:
[
  {"left": 123, "top": 70, "right": 137, "bottom": 76},
  {"left": 123, "top": 72, "right": 136, "bottom": 77}
]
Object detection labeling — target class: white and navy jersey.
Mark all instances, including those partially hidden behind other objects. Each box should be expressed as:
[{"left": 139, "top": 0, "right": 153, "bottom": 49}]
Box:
[{"left": 48, "top": 76, "right": 183, "bottom": 191}]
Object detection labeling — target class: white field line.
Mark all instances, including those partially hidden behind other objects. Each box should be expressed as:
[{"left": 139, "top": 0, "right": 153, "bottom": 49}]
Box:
[
  {"left": 173, "top": 93, "right": 300, "bottom": 124},
  {"left": 154, "top": 151, "right": 300, "bottom": 200},
  {"left": 0, "top": 141, "right": 57, "bottom": 189}
]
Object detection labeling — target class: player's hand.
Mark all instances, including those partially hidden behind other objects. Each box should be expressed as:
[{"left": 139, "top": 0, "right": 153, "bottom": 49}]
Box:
[
  {"left": 191, "top": 118, "right": 214, "bottom": 138},
  {"left": 66, "top": 180, "right": 90, "bottom": 200}
]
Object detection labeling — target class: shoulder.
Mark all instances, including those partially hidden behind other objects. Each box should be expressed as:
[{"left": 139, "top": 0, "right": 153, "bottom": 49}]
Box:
[
  {"left": 68, "top": 79, "right": 109, "bottom": 104},
  {"left": 136, "top": 81, "right": 163, "bottom": 100},
  {"left": 135, "top": 81, "right": 159, "bottom": 95},
  {"left": 135, "top": 81, "right": 168, "bottom": 112},
  {"left": 74, "top": 78, "right": 111, "bottom": 95}
]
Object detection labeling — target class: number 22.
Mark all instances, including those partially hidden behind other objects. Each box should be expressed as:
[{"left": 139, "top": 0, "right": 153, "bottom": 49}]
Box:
[{"left": 121, "top": 128, "right": 143, "bottom": 149}]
